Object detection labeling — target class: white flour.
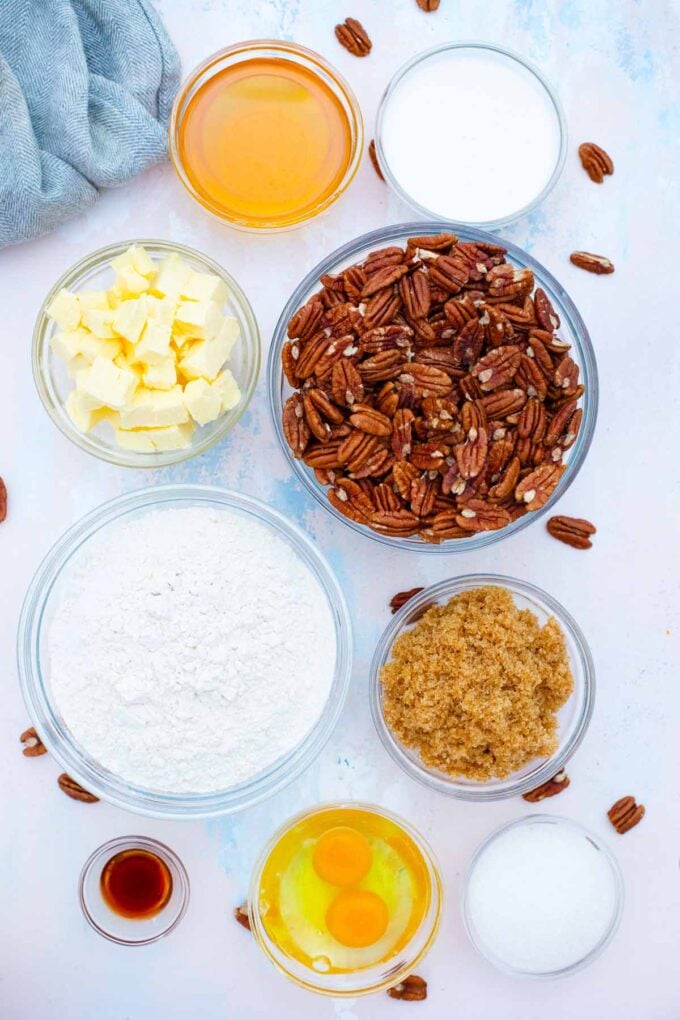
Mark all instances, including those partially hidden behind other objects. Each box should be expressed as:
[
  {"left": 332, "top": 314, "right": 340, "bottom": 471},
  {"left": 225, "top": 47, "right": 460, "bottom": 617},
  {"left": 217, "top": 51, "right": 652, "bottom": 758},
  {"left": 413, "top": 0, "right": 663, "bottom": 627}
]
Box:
[{"left": 48, "top": 506, "right": 337, "bottom": 793}]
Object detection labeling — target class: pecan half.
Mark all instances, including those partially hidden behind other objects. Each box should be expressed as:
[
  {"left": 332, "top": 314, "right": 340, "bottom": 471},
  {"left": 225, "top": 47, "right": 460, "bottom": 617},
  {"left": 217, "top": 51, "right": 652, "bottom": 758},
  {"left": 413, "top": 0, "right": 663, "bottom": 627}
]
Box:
[
  {"left": 368, "top": 139, "right": 384, "bottom": 181},
  {"left": 20, "top": 726, "right": 47, "bottom": 757},
  {"left": 349, "top": 405, "right": 392, "bottom": 436},
  {"left": 335, "top": 17, "right": 372, "bottom": 56},
  {"left": 0, "top": 477, "right": 6, "bottom": 523},
  {"left": 57, "top": 773, "right": 99, "bottom": 803},
  {"left": 578, "top": 142, "right": 614, "bottom": 183},
  {"left": 471, "top": 345, "right": 521, "bottom": 391},
  {"left": 387, "top": 975, "right": 428, "bottom": 1001},
  {"left": 332, "top": 359, "right": 364, "bottom": 407},
  {"left": 416, "top": 0, "right": 439, "bottom": 8},
  {"left": 522, "top": 770, "right": 570, "bottom": 802},
  {"left": 234, "top": 902, "right": 251, "bottom": 931},
  {"left": 390, "top": 587, "right": 425, "bottom": 614},
  {"left": 282, "top": 393, "right": 310, "bottom": 458},
  {"left": 608, "top": 795, "right": 645, "bottom": 834},
  {"left": 456, "top": 500, "right": 511, "bottom": 532},
  {"left": 547, "top": 515, "right": 596, "bottom": 549},
  {"left": 570, "top": 251, "right": 615, "bottom": 275},
  {"left": 515, "top": 464, "right": 564, "bottom": 511}
]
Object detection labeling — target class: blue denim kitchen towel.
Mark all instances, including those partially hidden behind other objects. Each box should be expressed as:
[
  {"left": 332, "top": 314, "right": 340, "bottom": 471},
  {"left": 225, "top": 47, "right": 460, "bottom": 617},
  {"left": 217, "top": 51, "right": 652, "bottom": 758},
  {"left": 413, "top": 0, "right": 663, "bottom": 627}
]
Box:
[{"left": 0, "top": 0, "right": 180, "bottom": 247}]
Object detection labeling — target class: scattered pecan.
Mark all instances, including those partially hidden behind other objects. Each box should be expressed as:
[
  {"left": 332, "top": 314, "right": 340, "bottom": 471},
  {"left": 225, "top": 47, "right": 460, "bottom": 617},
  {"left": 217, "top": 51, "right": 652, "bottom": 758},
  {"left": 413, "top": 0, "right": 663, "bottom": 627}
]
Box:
[
  {"left": 335, "top": 17, "right": 372, "bottom": 57},
  {"left": 578, "top": 142, "right": 614, "bottom": 183},
  {"left": 20, "top": 726, "right": 47, "bottom": 757},
  {"left": 387, "top": 975, "right": 428, "bottom": 1001},
  {"left": 0, "top": 477, "right": 6, "bottom": 523},
  {"left": 57, "top": 773, "right": 99, "bottom": 803},
  {"left": 522, "top": 769, "right": 570, "bottom": 802},
  {"left": 368, "top": 139, "right": 384, "bottom": 181},
  {"left": 570, "top": 251, "right": 615, "bottom": 275},
  {"left": 608, "top": 795, "right": 645, "bottom": 834},
  {"left": 281, "top": 236, "right": 585, "bottom": 543},
  {"left": 390, "top": 587, "right": 425, "bottom": 614},
  {"left": 547, "top": 515, "right": 596, "bottom": 549},
  {"left": 234, "top": 902, "right": 251, "bottom": 930}
]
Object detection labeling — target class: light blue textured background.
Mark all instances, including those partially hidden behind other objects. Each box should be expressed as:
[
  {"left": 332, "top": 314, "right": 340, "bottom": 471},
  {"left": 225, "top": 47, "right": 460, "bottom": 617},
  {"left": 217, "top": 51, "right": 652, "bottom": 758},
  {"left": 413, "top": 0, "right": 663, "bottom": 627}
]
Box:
[{"left": 1, "top": 1, "right": 678, "bottom": 1017}]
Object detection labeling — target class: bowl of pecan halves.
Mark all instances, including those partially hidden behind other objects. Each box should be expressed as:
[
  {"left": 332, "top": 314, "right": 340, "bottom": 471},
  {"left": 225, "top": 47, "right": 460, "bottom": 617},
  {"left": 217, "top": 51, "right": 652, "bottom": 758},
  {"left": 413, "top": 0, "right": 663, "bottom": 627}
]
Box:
[{"left": 269, "top": 223, "right": 598, "bottom": 550}]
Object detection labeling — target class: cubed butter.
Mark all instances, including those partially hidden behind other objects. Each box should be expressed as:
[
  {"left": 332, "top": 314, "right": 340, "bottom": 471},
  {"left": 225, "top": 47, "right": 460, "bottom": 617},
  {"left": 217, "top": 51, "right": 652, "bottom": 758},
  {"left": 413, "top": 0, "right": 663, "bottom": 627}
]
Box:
[
  {"left": 67, "top": 354, "right": 91, "bottom": 379},
  {"left": 119, "top": 385, "right": 189, "bottom": 429},
  {"left": 145, "top": 295, "right": 176, "bottom": 326},
  {"left": 111, "top": 245, "right": 156, "bottom": 279},
  {"left": 114, "top": 269, "right": 150, "bottom": 298},
  {"left": 181, "top": 270, "right": 228, "bottom": 305},
  {"left": 212, "top": 369, "right": 241, "bottom": 411},
  {"left": 65, "top": 390, "right": 96, "bottom": 432},
  {"left": 76, "top": 356, "right": 138, "bottom": 410},
  {"left": 52, "top": 328, "right": 121, "bottom": 362},
  {"left": 112, "top": 298, "right": 147, "bottom": 344},
  {"left": 77, "top": 290, "right": 110, "bottom": 312},
  {"left": 46, "top": 288, "right": 81, "bottom": 331},
  {"left": 81, "top": 308, "right": 117, "bottom": 340},
  {"left": 115, "top": 422, "right": 194, "bottom": 452},
  {"left": 173, "top": 300, "right": 223, "bottom": 341},
  {"left": 212, "top": 316, "right": 240, "bottom": 359},
  {"left": 142, "top": 358, "right": 177, "bottom": 390},
  {"left": 152, "top": 253, "right": 192, "bottom": 300},
  {"left": 135, "top": 320, "right": 172, "bottom": 364},
  {"left": 179, "top": 330, "right": 232, "bottom": 382},
  {"left": 183, "top": 378, "right": 223, "bottom": 426}
]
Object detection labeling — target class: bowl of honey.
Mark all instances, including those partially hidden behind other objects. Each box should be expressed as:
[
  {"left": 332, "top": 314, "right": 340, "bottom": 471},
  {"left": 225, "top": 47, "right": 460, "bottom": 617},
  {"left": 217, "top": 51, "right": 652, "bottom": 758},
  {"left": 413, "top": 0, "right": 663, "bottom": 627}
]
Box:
[
  {"left": 248, "top": 803, "right": 442, "bottom": 996},
  {"left": 79, "top": 836, "right": 190, "bottom": 945},
  {"left": 169, "top": 41, "right": 364, "bottom": 231}
]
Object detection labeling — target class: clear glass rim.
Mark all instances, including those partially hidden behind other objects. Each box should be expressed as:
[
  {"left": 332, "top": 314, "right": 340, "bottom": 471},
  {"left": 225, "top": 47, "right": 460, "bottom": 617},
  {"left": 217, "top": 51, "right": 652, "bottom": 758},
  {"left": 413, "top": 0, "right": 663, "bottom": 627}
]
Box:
[
  {"left": 374, "top": 41, "right": 568, "bottom": 229},
  {"left": 32, "top": 239, "right": 261, "bottom": 468},
  {"left": 79, "top": 835, "right": 190, "bottom": 946},
  {"left": 168, "top": 40, "right": 365, "bottom": 232},
  {"left": 17, "top": 485, "right": 353, "bottom": 819},
  {"left": 369, "top": 574, "right": 595, "bottom": 801},
  {"left": 267, "top": 221, "right": 599, "bottom": 553},
  {"left": 247, "top": 800, "right": 443, "bottom": 997},
  {"left": 461, "top": 814, "right": 624, "bottom": 978}
]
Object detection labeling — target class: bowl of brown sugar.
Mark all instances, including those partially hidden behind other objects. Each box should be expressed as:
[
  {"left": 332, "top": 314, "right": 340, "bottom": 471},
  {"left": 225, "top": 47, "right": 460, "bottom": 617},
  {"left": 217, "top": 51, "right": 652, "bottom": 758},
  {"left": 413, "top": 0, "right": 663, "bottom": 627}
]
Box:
[{"left": 369, "top": 576, "right": 594, "bottom": 801}]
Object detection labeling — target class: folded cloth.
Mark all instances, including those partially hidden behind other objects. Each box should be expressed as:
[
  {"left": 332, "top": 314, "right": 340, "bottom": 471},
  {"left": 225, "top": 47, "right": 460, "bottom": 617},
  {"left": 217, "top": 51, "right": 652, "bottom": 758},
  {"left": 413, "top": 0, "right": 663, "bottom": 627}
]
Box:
[{"left": 0, "top": 0, "right": 180, "bottom": 247}]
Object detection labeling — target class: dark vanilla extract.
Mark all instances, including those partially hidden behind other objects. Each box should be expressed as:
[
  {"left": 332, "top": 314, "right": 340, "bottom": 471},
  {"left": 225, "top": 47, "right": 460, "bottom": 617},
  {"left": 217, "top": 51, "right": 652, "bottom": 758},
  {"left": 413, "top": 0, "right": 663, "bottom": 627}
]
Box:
[{"left": 101, "top": 849, "right": 172, "bottom": 920}]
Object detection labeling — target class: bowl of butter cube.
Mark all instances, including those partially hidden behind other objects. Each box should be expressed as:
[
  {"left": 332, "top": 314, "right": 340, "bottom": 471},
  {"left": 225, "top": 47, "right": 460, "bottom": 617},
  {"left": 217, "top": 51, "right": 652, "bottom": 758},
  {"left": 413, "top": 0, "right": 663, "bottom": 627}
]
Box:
[{"left": 33, "top": 240, "right": 260, "bottom": 466}]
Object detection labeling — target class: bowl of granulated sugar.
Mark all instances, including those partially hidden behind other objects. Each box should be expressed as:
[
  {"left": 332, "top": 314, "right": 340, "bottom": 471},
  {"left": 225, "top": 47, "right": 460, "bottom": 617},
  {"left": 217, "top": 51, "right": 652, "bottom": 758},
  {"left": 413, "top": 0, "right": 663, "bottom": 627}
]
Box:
[
  {"left": 374, "top": 42, "right": 567, "bottom": 227},
  {"left": 18, "top": 485, "right": 352, "bottom": 818}
]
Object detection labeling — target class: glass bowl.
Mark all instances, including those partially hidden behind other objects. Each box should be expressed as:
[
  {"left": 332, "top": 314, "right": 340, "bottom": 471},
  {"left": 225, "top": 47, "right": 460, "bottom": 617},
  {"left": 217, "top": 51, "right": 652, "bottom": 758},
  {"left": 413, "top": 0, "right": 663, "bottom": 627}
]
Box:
[
  {"left": 268, "top": 222, "right": 598, "bottom": 552},
  {"left": 374, "top": 42, "right": 567, "bottom": 229},
  {"left": 79, "top": 836, "right": 190, "bottom": 946},
  {"left": 369, "top": 575, "right": 594, "bottom": 801},
  {"left": 247, "top": 802, "right": 442, "bottom": 996},
  {"left": 462, "top": 815, "right": 624, "bottom": 977},
  {"left": 168, "top": 41, "right": 364, "bottom": 231},
  {"left": 33, "top": 240, "right": 260, "bottom": 468},
  {"left": 17, "top": 485, "right": 352, "bottom": 819}
]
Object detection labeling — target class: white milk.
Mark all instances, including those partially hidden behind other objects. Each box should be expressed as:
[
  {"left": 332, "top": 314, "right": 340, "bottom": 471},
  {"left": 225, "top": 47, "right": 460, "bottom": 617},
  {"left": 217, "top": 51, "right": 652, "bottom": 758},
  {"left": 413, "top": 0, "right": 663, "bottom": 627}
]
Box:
[
  {"left": 379, "top": 47, "right": 562, "bottom": 224},
  {"left": 465, "top": 818, "right": 620, "bottom": 974}
]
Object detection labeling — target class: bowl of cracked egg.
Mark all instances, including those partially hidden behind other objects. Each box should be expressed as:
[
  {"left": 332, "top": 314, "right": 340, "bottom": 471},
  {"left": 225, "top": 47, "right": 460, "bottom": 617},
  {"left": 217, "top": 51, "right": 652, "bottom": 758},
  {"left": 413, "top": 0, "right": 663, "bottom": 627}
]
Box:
[
  {"left": 247, "top": 803, "right": 442, "bottom": 996},
  {"left": 33, "top": 240, "right": 260, "bottom": 467}
]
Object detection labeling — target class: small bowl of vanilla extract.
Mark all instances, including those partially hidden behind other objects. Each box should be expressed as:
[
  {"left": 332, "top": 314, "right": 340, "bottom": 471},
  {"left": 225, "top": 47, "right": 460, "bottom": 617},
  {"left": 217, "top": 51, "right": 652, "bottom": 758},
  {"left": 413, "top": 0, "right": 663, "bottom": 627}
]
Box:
[{"left": 79, "top": 836, "right": 190, "bottom": 945}]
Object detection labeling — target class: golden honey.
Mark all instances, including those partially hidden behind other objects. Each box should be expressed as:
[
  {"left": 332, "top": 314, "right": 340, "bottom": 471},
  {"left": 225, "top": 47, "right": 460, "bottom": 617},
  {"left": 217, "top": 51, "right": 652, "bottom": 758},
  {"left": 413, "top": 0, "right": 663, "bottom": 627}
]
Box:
[
  {"left": 257, "top": 806, "right": 432, "bottom": 975},
  {"left": 175, "top": 50, "right": 357, "bottom": 229}
]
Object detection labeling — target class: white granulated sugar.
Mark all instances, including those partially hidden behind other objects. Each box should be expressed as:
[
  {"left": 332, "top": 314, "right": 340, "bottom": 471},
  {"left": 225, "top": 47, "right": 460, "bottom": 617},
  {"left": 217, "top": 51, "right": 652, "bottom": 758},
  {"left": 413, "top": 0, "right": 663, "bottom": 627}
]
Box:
[
  {"left": 466, "top": 821, "right": 618, "bottom": 974},
  {"left": 48, "top": 506, "right": 337, "bottom": 793},
  {"left": 380, "top": 48, "right": 562, "bottom": 223}
]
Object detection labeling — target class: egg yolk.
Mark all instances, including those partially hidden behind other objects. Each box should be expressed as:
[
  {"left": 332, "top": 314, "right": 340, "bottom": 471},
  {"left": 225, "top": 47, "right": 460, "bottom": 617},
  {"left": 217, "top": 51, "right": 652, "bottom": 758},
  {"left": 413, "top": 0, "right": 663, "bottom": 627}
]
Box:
[
  {"left": 325, "top": 889, "right": 389, "bottom": 948},
  {"left": 312, "top": 827, "right": 372, "bottom": 887}
]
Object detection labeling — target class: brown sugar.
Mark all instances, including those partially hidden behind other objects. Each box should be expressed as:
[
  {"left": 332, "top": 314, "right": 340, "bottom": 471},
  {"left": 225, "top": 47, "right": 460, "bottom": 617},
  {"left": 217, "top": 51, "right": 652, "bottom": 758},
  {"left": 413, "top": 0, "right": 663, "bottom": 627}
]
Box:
[{"left": 380, "top": 586, "right": 574, "bottom": 781}]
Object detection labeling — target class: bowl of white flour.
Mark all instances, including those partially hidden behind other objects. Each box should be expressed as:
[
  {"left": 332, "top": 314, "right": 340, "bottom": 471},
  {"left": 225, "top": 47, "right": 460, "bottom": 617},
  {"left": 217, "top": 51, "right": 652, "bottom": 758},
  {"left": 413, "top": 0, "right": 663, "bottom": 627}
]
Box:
[{"left": 18, "top": 485, "right": 352, "bottom": 818}]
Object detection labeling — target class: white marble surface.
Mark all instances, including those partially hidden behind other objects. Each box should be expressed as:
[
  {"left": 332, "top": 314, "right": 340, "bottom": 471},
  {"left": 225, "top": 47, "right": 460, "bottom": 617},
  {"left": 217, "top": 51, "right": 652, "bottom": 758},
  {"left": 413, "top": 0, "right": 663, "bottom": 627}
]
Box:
[{"left": 1, "top": 1, "right": 679, "bottom": 1017}]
